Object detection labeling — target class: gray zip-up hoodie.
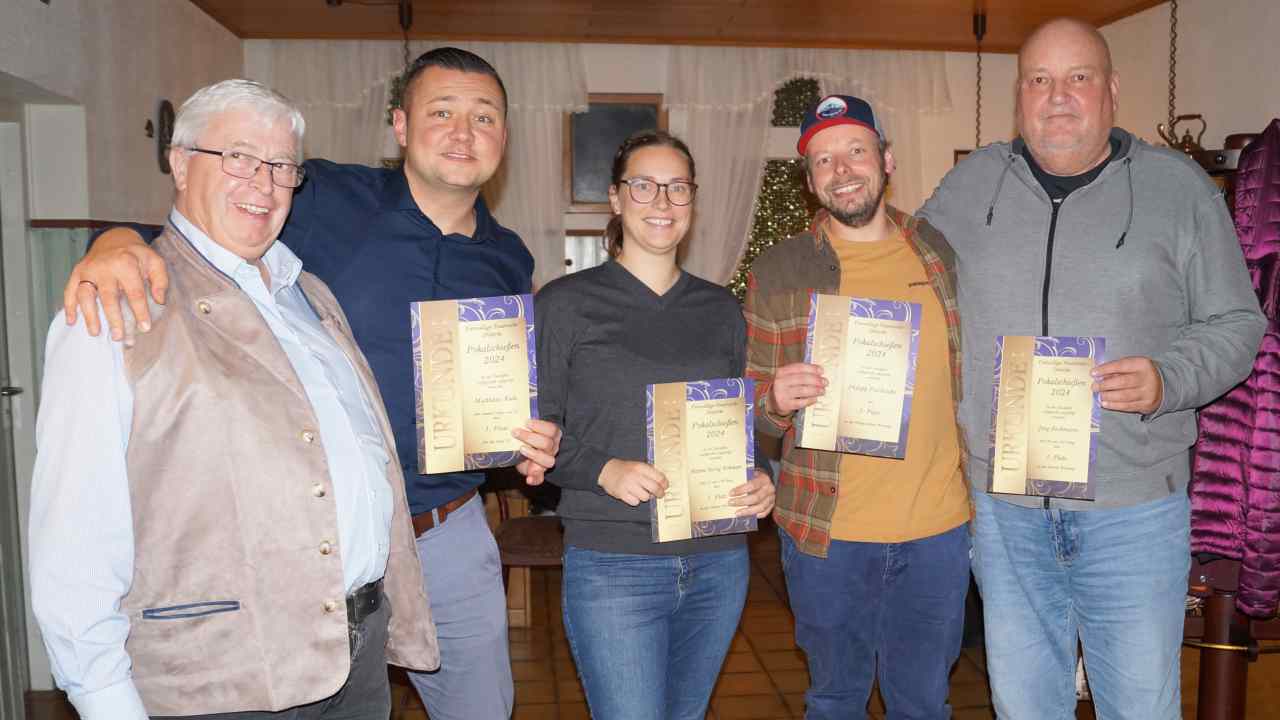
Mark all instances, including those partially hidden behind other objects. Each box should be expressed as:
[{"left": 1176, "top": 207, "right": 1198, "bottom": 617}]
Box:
[{"left": 920, "top": 128, "right": 1264, "bottom": 510}]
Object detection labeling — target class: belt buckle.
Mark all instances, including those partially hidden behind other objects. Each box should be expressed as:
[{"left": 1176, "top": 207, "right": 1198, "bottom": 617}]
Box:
[
  {"left": 414, "top": 488, "right": 475, "bottom": 536},
  {"left": 345, "top": 579, "right": 382, "bottom": 626}
]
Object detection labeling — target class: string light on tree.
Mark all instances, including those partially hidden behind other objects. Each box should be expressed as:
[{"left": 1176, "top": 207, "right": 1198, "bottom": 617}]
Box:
[{"left": 728, "top": 159, "right": 819, "bottom": 299}]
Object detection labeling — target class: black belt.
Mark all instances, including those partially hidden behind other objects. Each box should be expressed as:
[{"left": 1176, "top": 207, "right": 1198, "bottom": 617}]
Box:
[{"left": 346, "top": 578, "right": 383, "bottom": 626}]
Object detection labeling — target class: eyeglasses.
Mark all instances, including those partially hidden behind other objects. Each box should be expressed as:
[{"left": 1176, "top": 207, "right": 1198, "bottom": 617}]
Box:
[
  {"left": 186, "top": 147, "right": 306, "bottom": 189},
  {"left": 617, "top": 178, "right": 698, "bottom": 206}
]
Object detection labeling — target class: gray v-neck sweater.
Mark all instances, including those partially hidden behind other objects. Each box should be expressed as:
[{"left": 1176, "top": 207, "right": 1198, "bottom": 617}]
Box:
[{"left": 536, "top": 260, "right": 749, "bottom": 555}]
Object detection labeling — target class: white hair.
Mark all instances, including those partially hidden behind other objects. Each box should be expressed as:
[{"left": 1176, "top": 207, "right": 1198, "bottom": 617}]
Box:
[{"left": 170, "top": 79, "right": 305, "bottom": 159}]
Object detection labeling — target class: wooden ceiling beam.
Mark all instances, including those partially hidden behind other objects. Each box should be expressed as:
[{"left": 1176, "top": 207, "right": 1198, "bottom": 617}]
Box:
[{"left": 189, "top": 0, "right": 1164, "bottom": 54}]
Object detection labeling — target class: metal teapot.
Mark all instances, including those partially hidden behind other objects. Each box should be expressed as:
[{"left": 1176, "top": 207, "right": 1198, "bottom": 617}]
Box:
[{"left": 1157, "top": 114, "right": 1207, "bottom": 155}]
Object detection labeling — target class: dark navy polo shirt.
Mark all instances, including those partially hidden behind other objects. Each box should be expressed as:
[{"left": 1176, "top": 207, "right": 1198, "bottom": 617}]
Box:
[
  {"left": 283, "top": 159, "right": 533, "bottom": 515},
  {"left": 113, "top": 160, "right": 535, "bottom": 515}
]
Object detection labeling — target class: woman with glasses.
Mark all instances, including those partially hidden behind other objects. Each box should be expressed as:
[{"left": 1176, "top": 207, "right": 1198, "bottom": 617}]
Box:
[{"left": 535, "top": 129, "right": 776, "bottom": 719}]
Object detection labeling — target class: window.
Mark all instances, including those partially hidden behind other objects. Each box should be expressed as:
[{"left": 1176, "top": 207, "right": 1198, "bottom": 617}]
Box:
[{"left": 564, "top": 230, "right": 608, "bottom": 275}]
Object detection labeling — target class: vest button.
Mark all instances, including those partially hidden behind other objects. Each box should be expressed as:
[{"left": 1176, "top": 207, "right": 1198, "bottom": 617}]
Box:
[
  {"left": 319, "top": 541, "right": 333, "bottom": 555},
  {"left": 301, "top": 430, "right": 316, "bottom": 444},
  {"left": 312, "top": 484, "right": 326, "bottom": 498},
  {"left": 197, "top": 300, "right": 212, "bottom": 315},
  {"left": 323, "top": 599, "right": 338, "bottom": 613}
]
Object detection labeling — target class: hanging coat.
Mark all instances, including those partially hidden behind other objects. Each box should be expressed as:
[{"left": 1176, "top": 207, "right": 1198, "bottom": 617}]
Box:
[{"left": 1191, "top": 118, "right": 1280, "bottom": 618}]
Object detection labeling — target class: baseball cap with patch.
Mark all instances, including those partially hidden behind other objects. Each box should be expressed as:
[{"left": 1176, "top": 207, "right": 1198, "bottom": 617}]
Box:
[{"left": 797, "top": 94, "right": 883, "bottom": 155}]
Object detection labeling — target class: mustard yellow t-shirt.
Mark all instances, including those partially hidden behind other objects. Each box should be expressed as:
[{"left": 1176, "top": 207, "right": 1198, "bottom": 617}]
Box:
[{"left": 828, "top": 227, "right": 968, "bottom": 542}]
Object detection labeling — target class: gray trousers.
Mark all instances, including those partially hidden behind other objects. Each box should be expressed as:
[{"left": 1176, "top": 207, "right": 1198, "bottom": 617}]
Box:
[{"left": 406, "top": 492, "right": 514, "bottom": 719}]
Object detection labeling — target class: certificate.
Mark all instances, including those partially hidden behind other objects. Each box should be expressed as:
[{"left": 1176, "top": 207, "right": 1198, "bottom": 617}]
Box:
[
  {"left": 412, "top": 294, "right": 538, "bottom": 474},
  {"left": 987, "top": 335, "right": 1105, "bottom": 500},
  {"left": 647, "top": 378, "right": 757, "bottom": 543},
  {"left": 795, "top": 292, "right": 921, "bottom": 459}
]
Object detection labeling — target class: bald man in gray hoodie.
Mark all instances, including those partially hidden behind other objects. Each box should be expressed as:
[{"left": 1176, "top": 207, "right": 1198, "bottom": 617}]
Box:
[{"left": 919, "top": 18, "right": 1263, "bottom": 719}]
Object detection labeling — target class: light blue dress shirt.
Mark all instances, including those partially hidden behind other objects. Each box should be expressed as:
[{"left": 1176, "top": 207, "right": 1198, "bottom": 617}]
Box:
[{"left": 28, "top": 210, "right": 395, "bottom": 720}]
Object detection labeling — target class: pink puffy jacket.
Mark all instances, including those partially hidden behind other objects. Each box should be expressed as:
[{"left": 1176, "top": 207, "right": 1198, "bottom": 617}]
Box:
[{"left": 1190, "top": 118, "right": 1280, "bottom": 618}]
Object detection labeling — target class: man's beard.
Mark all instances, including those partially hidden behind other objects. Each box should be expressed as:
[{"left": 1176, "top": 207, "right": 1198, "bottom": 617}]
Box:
[{"left": 822, "top": 170, "right": 888, "bottom": 229}]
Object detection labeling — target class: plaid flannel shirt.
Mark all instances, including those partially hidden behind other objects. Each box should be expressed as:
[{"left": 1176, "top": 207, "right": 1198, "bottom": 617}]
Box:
[{"left": 744, "top": 205, "right": 966, "bottom": 557}]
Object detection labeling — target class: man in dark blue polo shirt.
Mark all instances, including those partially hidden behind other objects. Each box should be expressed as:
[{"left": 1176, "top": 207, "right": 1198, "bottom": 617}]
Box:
[{"left": 63, "top": 49, "right": 558, "bottom": 720}]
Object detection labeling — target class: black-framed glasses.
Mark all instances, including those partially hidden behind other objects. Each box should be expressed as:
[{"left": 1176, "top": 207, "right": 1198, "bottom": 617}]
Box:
[
  {"left": 617, "top": 178, "right": 698, "bottom": 206},
  {"left": 186, "top": 147, "right": 306, "bottom": 189}
]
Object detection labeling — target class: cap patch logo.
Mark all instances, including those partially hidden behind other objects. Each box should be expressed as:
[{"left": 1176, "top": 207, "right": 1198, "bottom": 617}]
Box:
[{"left": 816, "top": 96, "right": 848, "bottom": 119}]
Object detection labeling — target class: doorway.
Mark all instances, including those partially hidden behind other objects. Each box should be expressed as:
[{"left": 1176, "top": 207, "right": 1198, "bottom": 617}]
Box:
[{"left": 0, "top": 119, "right": 32, "bottom": 720}]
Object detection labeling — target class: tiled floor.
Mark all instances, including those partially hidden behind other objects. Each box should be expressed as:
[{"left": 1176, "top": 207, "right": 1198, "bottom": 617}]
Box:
[
  {"left": 25, "top": 520, "right": 1280, "bottom": 719},
  {"left": 385, "top": 521, "right": 1280, "bottom": 720}
]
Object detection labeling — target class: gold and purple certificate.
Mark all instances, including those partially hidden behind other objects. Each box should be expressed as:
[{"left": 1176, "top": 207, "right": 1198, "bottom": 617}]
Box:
[
  {"left": 795, "top": 292, "right": 921, "bottom": 459},
  {"left": 987, "top": 336, "right": 1105, "bottom": 500},
  {"left": 647, "top": 378, "right": 757, "bottom": 543},
  {"left": 412, "top": 294, "right": 538, "bottom": 474}
]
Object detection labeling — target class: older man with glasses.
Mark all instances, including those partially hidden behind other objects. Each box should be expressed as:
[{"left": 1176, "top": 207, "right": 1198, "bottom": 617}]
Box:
[{"left": 28, "top": 78, "right": 439, "bottom": 720}]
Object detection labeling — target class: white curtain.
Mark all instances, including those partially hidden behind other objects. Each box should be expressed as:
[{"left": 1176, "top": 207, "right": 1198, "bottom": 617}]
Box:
[
  {"left": 244, "top": 40, "right": 588, "bottom": 288},
  {"left": 667, "top": 47, "right": 951, "bottom": 284}
]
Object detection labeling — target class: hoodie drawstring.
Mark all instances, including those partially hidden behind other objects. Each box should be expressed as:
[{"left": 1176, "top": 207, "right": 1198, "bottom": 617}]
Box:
[
  {"left": 1115, "top": 157, "right": 1134, "bottom": 249},
  {"left": 986, "top": 149, "right": 1134, "bottom": 247},
  {"left": 985, "top": 154, "right": 1015, "bottom": 226}
]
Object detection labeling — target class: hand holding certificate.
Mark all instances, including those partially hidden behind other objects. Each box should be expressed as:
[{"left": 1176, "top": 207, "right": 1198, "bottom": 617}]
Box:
[
  {"left": 987, "top": 335, "right": 1105, "bottom": 500},
  {"left": 412, "top": 294, "right": 538, "bottom": 474},
  {"left": 795, "top": 292, "right": 921, "bottom": 459},
  {"left": 647, "top": 378, "right": 757, "bottom": 543}
]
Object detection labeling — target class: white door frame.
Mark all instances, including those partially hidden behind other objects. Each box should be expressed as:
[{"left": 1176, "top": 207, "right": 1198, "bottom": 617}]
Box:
[{"left": 1, "top": 119, "right": 50, "bottom": 709}]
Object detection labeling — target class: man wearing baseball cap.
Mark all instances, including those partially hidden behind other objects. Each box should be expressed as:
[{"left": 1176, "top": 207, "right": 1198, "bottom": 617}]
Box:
[{"left": 744, "top": 94, "right": 970, "bottom": 719}]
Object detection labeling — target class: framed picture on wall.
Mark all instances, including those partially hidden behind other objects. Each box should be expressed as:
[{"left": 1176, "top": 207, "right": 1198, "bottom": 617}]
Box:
[
  {"left": 954, "top": 149, "right": 972, "bottom": 165},
  {"left": 565, "top": 94, "right": 667, "bottom": 213}
]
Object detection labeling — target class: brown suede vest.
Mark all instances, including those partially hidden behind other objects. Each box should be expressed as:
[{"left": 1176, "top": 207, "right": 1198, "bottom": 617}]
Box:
[{"left": 119, "top": 228, "right": 439, "bottom": 715}]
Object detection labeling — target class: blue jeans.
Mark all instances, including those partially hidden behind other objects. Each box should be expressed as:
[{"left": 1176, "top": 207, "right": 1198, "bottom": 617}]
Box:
[
  {"left": 780, "top": 524, "right": 970, "bottom": 720},
  {"left": 562, "top": 545, "right": 749, "bottom": 720},
  {"left": 971, "top": 490, "right": 1190, "bottom": 720},
  {"left": 406, "top": 494, "right": 513, "bottom": 719}
]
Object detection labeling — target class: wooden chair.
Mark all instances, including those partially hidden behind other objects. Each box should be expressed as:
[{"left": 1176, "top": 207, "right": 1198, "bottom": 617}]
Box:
[{"left": 493, "top": 489, "right": 564, "bottom": 591}]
